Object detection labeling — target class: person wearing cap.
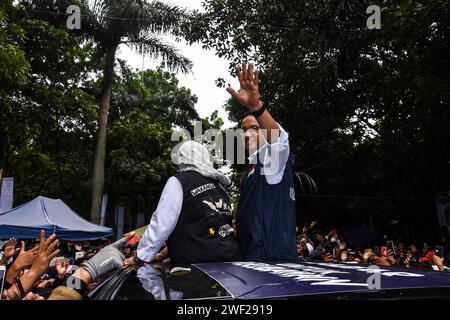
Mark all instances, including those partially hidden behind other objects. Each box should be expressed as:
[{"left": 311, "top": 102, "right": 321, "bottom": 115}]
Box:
[
  {"left": 136, "top": 141, "right": 242, "bottom": 266},
  {"left": 226, "top": 62, "right": 297, "bottom": 261}
]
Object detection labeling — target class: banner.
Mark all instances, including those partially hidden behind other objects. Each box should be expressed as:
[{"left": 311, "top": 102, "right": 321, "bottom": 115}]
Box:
[
  {"left": 0, "top": 177, "right": 14, "bottom": 213},
  {"left": 100, "top": 194, "right": 108, "bottom": 226},
  {"left": 115, "top": 206, "right": 124, "bottom": 239},
  {"left": 136, "top": 212, "right": 145, "bottom": 228},
  {"left": 436, "top": 191, "right": 450, "bottom": 242}
]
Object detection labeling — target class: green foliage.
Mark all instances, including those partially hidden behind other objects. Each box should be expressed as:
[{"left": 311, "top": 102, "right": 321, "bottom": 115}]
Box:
[
  {"left": 0, "top": 0, "right": 97, "bottom": 215},
  {"left": 79, "top": 0, "right": 193, "bottom": 73},
  {"left": 0, "top": 1, "right": 205, "bottom": 227},
  {"left": 183, "top": 0, "right": 450, "bottom": 241},
  {"left": 0, "top": 8, "right": 30, "bottom": 90},
  {"left": 104, "top": 63, "right": 203, "bottom": 221},
  {"left": 111, "top": 62, "right": 199, "bottom": 128}
]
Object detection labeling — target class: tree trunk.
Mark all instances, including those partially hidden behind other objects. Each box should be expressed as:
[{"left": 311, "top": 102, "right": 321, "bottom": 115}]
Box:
[{"left": 90, "top": 48, "right": 116, "bottom": 223}]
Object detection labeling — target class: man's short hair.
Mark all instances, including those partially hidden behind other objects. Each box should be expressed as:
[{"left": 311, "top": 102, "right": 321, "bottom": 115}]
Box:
[{"left": 239, "top": 113, "right": 256, "bottom": 127}]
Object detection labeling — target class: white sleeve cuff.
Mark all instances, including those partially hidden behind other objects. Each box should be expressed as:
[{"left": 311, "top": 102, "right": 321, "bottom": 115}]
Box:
[{"left": 261, "top": 124, "right": 290, "bottom": 185}]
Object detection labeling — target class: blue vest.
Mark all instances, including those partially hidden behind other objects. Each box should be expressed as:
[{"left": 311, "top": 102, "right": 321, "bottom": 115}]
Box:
[{"left": 236, "top": 154, "right": 298, "bottom": 261}]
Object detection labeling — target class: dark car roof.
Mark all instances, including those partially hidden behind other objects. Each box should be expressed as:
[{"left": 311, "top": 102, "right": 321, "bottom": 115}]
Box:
[
  {"left": 87, "top": 264, "right": 232, "bottom": 300},
  {"left": 87, "top": 261, "right": 450, "bottom": 300}
]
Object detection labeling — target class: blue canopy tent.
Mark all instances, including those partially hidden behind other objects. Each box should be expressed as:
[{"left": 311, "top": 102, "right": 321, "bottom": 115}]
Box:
[{"left": 0, "top": 196, "right": 112, "bottom": 240}]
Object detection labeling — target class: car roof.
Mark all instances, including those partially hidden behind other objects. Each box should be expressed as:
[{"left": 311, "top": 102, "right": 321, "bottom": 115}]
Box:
[
  {"left": 193, "top": 261, "right": 450, "bottom": 299},
  {"left": 88, "top": 261, "right": 450, "bottom": 300}
]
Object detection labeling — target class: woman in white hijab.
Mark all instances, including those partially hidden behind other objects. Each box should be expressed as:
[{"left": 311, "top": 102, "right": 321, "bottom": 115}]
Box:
[
  {"left": 172, "top": 140, "right": 233, "bottom": 189},
  {"left": 136, "top": 140, "right": 241, "bottom": 265}
]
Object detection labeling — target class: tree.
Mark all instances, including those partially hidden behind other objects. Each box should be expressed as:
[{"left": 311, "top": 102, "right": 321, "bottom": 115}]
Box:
[
  {"left": 1, "top": 1, "right": 205, "bottom": 225},
  {"left": 0, "top": 0, "right": 98, "bottom": 215},
  {"left": 0, "top": 2, "right": 30, "bottom": 182},
  {"left": 76, "top": 0, "right": 193, "bottom": 222},
  {"left": 105, "top": 63, "right": 203, "bottom": 228},
  {"left": 182, "top": 0, "right": 450, "bottom": 242}
]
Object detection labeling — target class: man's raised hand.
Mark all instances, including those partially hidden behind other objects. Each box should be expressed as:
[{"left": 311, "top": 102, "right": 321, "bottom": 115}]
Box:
[{"left": 226, "top": 62, "right": 262, "bottom": 112}]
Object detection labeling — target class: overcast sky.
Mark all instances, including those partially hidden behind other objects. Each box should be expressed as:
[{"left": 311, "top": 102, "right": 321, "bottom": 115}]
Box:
[{"left": 117, "top": 0, "right": 237, "bottom": 128}]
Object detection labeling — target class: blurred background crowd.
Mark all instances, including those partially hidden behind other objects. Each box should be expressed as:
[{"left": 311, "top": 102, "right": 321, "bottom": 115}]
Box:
[{"left": 2, "top": 218, "right": 450, "bottom": 300}]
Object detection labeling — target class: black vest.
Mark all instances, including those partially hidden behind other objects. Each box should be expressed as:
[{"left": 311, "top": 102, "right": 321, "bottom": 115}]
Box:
[{"left": 166, "top": 171, "right": 242, "bottom": 266}]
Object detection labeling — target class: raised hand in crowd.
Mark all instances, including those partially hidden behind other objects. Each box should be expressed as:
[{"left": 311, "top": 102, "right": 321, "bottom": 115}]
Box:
[
  {"left": 327, "top": 229, "right": 338, "bottom": 239},
  {"left": 55, "top": 258, "right": 69, "bottom": 279},
  {"left": 374, "top": 255, "right": 393, "bottom": 266},
  {"left": 74, "top": 242, "right": 83, "bottom": 252},
  {"left": 303, "top": 220, "right": 318, "bottom": 233},
  {"left": 30, "top": 231, "right": 61, "bottom": 276},
  {"left": 340, "top": 250, "right": 348, "bottom": 262},
  {"left": 362, "top": 249, "right": 374, "bottom": 263},
  {"left": 0, "top": 238, "right": 19, "bottom": 263},
  {"left": 432, "top": 255, "right": 446, "bottom": 272},
  {"left": 6, "top": 241, "right": 39, "bottom": 284},
  {"left": 386, "top": 249, "right": 396, "bottom": 265},
  {"left": 322, "top": 253, "right": 334, "bottom": 262},
  {"left": 373, "top": 247, "right": 396, "bottom": 266},
  {"left": 16, "top": 241, "right": 39, "bottom": 268},
  {"left": 5, "top": 230, "right": 60, "bottom": 300},
  {"left": 404, "top": 254, "right": 412, "bottom": 268}
]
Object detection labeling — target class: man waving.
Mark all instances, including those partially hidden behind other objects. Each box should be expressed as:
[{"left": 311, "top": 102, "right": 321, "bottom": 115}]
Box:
[{"left": 227, "top": 62, "right": 297, "bottom": 261}]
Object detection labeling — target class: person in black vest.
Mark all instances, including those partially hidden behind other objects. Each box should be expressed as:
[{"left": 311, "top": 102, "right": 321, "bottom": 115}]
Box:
[
  {"left": 136, "top": 140, "right": 242, "bottom": 266},
  {"left": 226, "top": 62, "right": 297, "bottom": 261}
]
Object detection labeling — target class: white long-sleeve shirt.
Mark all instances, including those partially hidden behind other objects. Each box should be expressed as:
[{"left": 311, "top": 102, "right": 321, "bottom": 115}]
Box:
[
  {"left": 137, "top": 177, "right": 183, "bottom": 263},
  {"left": 248, "top": 124, "right": 290, "bottom": 185}
]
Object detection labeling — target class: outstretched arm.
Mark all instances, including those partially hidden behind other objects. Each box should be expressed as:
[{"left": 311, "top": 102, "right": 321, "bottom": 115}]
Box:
[
  {"left": 137, "top": 177, "right": 183, "bottom": 263},
  {"left": 226, "top": 62, "right": 280, "bottom": 143}
]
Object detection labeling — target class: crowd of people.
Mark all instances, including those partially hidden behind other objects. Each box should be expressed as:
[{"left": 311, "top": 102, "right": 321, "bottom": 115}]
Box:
[
  {"left": 1, "top": 219, "right": 449, "bottom": 300},
  {"left": 0, "top": 231, "right": 138, "bottom": 300},
  {"left": 296, "top": 219, "right": 450, "bottom": 272}
]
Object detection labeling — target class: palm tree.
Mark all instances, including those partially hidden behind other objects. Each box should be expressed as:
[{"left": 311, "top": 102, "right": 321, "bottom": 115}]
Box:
[{"left": 83, "top": 0, "right": 192, "bottom": 223}]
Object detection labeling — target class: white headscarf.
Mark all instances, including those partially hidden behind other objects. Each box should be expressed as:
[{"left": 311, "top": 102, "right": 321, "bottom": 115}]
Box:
[{"left": 172, "top": 140, "right": 233, "bottom": 189}]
